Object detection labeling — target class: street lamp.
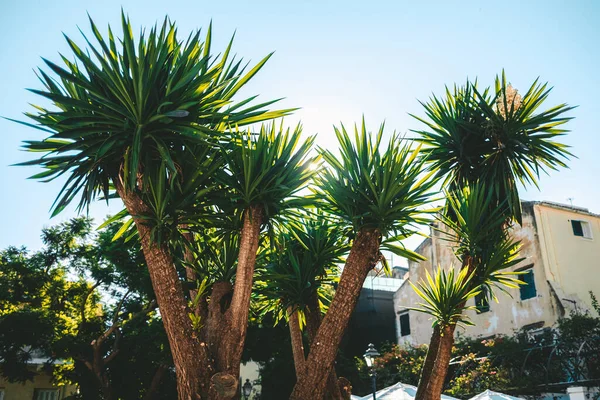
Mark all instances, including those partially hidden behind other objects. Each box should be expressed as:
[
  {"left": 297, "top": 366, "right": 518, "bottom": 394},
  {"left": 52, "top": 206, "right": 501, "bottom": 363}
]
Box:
[
  {"left": 242, "top": 378, "right": 253, "bottom": 400},
  {"left": 363, "top": 343, "right": 380, "bottom": 400}
]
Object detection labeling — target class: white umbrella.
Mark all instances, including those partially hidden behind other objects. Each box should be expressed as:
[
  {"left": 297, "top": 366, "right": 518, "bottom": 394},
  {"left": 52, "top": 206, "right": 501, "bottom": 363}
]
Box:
[
  {"left": 356, "top": 382, "right": 460, "bottom": 399},
  {"left": 469, "top": 389, "right": 524, "bottom": 400}
]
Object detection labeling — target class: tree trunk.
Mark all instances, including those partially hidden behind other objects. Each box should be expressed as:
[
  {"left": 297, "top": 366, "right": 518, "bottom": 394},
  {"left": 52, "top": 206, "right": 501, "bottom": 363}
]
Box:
[
  {"left": 91, "top": 342, "right": 113, "bottom": 400},
  {"left": 415, "top": 255, "right": 473, "bottom": 400},
  {"left": 288, "top": 306, "right": 306, "bottom": 377},
  {"left": 306, "top": 293, "right": 344, "bottom": 400},
  {"left": 144, "top": 364, "right": 167, "bottom": 400},
  {"left": 290, "top": 228, "right": 381, "bottom": 400},
  {"left": 208, "top": 205, "right": 264, "bottom": 399},
  {"left": 414, "top": 325, "right": 442, "bottom": 400},
  {"left": 114, "top": 179, "right": 212, "bottom": 400},
  {"left": 422, "top": 325, "right": 456, "bottom": 399}
]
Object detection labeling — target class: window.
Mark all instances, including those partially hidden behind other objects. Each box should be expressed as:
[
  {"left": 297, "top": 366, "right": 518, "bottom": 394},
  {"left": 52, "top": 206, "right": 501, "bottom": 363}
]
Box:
[
  {"left": 475, "top": 288, "right": 490, "bottom": 313},
  {"left": 571, "top": 220, "right": 592, "bottom": 239},
  {"left": 34, "top": 389, "right": 59, "bottom": 400},
  {"left": 399, "top": 311, "right": 411, "bottom": 337},
  {"left": 519, "top": 267, "right": 537, "bottom": 300}
]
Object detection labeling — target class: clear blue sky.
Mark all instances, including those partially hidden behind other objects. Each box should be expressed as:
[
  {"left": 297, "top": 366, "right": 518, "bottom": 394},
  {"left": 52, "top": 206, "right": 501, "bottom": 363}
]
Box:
[{"left": 1, "top": 0, "right": 599, "bottom": 251}]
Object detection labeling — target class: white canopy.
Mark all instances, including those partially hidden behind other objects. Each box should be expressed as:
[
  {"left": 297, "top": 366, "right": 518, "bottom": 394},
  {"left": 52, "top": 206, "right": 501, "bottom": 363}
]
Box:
[
  {"left": 353, "top": 382, "right": 460, "bottom": 400},
  {"left": 468, "top": 389, "right": 525, "bottom": 400}
]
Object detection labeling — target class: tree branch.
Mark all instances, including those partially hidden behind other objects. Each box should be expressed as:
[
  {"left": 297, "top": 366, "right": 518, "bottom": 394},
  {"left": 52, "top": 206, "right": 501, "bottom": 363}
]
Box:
[{"left": 81, "top": 280, "right": 103, "bottom": 324}]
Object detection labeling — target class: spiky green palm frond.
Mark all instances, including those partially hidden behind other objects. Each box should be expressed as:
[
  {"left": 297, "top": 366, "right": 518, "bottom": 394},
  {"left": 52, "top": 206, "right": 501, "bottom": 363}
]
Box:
[
  {"left": 410, "top": 267, "right": 481, "bottom": 329},
  {"left": 413, "top": 71, "right": 575, "bottom": 223},
  {"left": 16, "top": 12, "right": 293, "bottom": 217},
  {"left": 217, "top": 121, "right": 316, "bottom": 223},
  {"left": 254, "top": 212, "right": 349, "bottom": 326},
  {"left": 188, "top": 231, "right": 240, "bottom": 284},
  {"left": 314, "top": 118, "right": 436, "bottom": 261},
  {"left": 439, "top": 183, "right": 525, "bottom": 300}
]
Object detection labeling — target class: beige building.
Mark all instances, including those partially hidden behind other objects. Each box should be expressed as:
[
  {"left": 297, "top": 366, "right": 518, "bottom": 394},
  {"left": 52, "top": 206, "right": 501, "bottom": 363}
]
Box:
[
  {"left": 0, "top": 362, "right": 77, "bottom": 400},
  {"left": 393, "top": 201, "right": 600, "bottom": 346}
]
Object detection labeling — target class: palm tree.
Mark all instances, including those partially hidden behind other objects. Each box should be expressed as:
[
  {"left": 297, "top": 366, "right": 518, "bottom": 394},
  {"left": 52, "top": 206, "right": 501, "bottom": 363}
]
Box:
[
  {"left": 196, "top": 122, "right": 315, "bottom": 397},
  {"left": 290, "top": 120, "right": 436, "bottom": 399},
  {"left": 255, "top": 212, "right": 350, "bottom": 398},
  {"left": 17, "top": 13, "right": 294, "bottom": 399},
  {"left": 412, "top": 184, "right": 524, "bottom": 399},
  {"left": 412, "top": 73, "right": 575, "bottom": 400}
]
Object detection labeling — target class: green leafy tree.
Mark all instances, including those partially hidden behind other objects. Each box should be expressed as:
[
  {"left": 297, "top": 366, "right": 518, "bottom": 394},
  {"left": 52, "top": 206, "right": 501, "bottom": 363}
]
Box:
[{"left": 0, "top": 218, "right": 174, "bottom": 399}]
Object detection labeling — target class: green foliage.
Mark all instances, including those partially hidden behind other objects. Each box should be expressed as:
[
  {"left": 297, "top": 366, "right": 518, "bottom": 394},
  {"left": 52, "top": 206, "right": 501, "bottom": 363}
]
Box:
[
  {"left": 446, "top": 352, "right": 512, "bottom": 398},
  {"left": 0, "top": 218, "right": 175, "bottom": 399},
  {"left": 254, "top": 212, "right": 349, "bottom": 325},
  {"left": 410, "top": 268, "right": 481, "bottom": 329},
  {"left": 189, "top": 231, "right": 240, "bottom": 284},
  {"left": 0, "top": 220, "right": 99, "bottom": 383},
  {"left": 354, "top": 343, "right": 427, "bottom": 395},
  {"left": 354, "top": 308, "right": 600, "bottom": 399},
  {"left": 413, "top": 71, "right": 574, "bottom": 223},
  {"left": 217, "top": 121, "right": 316, "bottom": 221},
  {"left": 439, "top": 183, "right": 525, "bottom": 298},
  {"left": 17, "top": 11, "right": 291, "bottom": 218},
  {"left": 314, "top": 118, "right": 435, "bottom": 261}
]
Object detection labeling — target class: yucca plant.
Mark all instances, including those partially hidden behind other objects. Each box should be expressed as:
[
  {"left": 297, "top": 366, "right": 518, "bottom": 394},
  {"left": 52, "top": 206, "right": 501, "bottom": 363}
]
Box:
[
  {"left": 16, "top": 12, "right": 293, "bottom": 399},
  {"left": 255, "top": 213, "right": 348, "bottom": 382},
  {"left": 290, "top": 119, "right": 436, "bottom": 400},
  {"left": 410, "top": 267, "right": 481, "bottom": 330},
  {"left": 195, "top": 121, "right": 316, "bottom": 391},
  {"left": 413, "top": 184, "right": 527, "bottom": 400},
  {"left": 440, "top": 185, "right": 525, "bottom": 296},
  {"left": 412, "top": 71, "right": 575, "bottom": 223},
  {"left": 412, "top": 73, "right": 573, "bottom": 400}
]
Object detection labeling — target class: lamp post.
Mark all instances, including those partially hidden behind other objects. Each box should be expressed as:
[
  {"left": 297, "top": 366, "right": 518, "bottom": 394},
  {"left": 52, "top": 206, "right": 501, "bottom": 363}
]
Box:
[
  {"left": 363, "top": 343, "right": 380, "bottom": 400},
  {"left": 242, "top": 378, "right": 253, "bottom": 400}
]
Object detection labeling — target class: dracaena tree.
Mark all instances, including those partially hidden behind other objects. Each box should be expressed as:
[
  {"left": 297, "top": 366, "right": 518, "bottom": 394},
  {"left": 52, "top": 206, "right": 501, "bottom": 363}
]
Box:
[
  {"left": 289, "top": 120, "right": 436, "bottom": 399},
  {"left": 255, "top": 213, "right": 350, "bottom": 398},
  {"left": 412, "top": 184, "right": 525, "bottom": 399},
  {"left": 16, "top": 12, "right": 294, "bottom": 399},
  {"left": 412, "top": 73, "right": 574, "bottom": 400},
  {"left": 186, "top": 122, "right": 316, "bottom": 398}
]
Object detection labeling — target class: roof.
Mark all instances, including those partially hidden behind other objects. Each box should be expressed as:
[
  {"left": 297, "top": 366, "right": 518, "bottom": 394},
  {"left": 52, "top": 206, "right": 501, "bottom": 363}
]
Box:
[
  {"left": 352, "top": 382, "right": 459, "bottom": 400},
  {"left": 527, "top": 200, "right": 600, "bottom": 218},
  {"left": 468, "top": 390, "right": 525, "bottom": 400}
]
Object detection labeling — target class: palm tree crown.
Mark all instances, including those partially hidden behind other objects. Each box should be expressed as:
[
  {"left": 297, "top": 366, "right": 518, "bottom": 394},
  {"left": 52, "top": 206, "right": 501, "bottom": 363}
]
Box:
[{"left": 17, "top": 12, "right": 292, "bottom": 217}]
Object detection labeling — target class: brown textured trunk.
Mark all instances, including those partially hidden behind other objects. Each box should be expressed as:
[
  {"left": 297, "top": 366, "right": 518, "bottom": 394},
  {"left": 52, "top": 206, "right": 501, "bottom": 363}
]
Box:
[
  {"left": 92, "top": 350, "right": 113, "bottom": 400},
  {"left": 423, "top": 325, "right": 456, "bottom": 399},
  {"left": 208, "top": 206, "right": 263, "bottom": 399},
  {"left": 414, "top": 325, "right": 442, "bottom": 400},
  {"left": 306, "top": 293, "right": 344, "bottom": 400},
  {"left": 288, "top": 306, "right": 306, "bottom": 377},
  {"left": 290, "top": 228, "right": 381, "bottom": 400},
  {"left": 114, "top": 179, "right": 212, "bottom": 400},
  {"left": 415, "top": 256, "right": 474, "bottom": 400}
]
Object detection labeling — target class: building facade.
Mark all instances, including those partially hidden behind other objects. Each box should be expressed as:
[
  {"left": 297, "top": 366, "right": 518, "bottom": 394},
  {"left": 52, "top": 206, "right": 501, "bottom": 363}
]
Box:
[
  {"left": 393, "top": 201, "right": 600, "bottom": 346},
  {"left": 0, "top": 363, "right": 77, "bottom": 400}
]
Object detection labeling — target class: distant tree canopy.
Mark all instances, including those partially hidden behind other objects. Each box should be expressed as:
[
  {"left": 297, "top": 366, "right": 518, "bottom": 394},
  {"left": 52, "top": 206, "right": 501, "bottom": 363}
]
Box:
[{"left": 0, "top": 217, "right": 176, "bottom": 400}]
